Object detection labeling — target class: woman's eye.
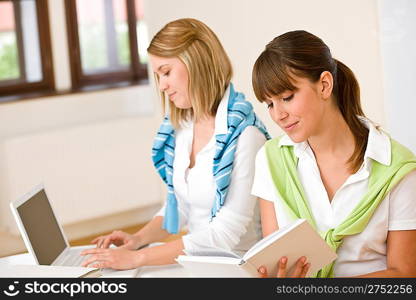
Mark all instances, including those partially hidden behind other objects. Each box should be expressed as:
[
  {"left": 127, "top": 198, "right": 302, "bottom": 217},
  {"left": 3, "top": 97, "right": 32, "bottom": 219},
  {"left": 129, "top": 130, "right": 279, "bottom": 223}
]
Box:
[
  {"left": 282, "top": 94, "right": 294, "bottom": 101},
  {"left": 267, "top": 102, "right": 274, "bottom": 109},
  {"left": 163, "top": 71, "right": 170, "bottom": 76}
]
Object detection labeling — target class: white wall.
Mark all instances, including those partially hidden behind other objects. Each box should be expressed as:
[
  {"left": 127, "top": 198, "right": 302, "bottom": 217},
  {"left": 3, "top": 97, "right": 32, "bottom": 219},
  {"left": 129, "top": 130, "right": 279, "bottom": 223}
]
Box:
[
  {"left": 378, "top": 0, "right": 416, "bottom": 153},
  {"left": 0, "top": 85, "right": 166, "bottom": 234},
  {"left": 146, "top": 0, "right": 386, "bottom": 137}
]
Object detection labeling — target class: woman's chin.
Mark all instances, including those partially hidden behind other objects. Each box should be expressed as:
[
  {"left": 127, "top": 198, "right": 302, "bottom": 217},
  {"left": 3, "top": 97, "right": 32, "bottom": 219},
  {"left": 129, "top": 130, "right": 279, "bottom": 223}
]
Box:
[
  {"left": 287, "top": 133, "right": 307, "bottom": 144},
  {"left": 172, "top": 100, "right": 192, "bottom": 110}
]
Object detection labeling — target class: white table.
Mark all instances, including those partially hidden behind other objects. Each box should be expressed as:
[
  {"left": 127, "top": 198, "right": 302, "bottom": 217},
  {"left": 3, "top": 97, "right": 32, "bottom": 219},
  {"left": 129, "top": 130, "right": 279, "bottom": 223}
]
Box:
[{"left": 0, "top": 246, "right": 190, "bottom": 278}]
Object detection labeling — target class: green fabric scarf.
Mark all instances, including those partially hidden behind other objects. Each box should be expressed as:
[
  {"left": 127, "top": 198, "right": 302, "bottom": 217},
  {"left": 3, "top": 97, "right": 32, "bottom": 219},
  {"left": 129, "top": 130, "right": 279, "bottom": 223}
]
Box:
[{"left": 265, "top": 136, "right": 416, "bottom": 277}]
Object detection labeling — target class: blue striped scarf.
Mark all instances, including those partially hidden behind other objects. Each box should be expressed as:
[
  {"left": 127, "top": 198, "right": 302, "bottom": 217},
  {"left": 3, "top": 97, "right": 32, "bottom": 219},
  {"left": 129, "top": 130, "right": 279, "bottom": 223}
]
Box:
[{"left": 152, "top": 83, "right": 270, "bottom": 233}]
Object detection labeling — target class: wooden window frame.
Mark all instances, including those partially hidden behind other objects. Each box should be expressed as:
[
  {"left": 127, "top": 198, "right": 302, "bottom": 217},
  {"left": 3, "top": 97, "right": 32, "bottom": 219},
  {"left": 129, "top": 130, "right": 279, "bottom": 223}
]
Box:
[
  {"left": 0, "top": 0, "right": 55, "bottom": 102},
  {"left": 65, "top": 0, "right": 148, "bottom": 90}
]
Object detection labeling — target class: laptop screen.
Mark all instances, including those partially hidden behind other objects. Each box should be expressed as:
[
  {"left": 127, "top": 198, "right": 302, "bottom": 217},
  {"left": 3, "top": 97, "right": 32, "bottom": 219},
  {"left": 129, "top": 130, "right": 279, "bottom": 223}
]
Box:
[{"left": 17, "top": 189, "right": 67, "bottom": 265}]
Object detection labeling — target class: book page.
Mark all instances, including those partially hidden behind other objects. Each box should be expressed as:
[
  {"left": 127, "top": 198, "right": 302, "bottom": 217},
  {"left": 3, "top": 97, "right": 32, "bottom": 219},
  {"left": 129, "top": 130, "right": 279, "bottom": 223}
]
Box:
[
  {"left": 184, "top": 247, "right": 241, "bottom": 259},
  {"left": 176, "top": 256, "right": 250, "bottom": 277},
  {"left": 243, "top": 219, "right": 304, "bottom": 260},
  {"left": 177, "top": 255, "right": 242, "bottom": 264}
]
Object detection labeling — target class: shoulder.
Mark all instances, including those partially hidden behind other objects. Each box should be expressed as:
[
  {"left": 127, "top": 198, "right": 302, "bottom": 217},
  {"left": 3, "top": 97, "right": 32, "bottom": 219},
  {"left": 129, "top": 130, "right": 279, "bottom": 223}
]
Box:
[
  {"left": 388, "top": 169, "right": 416, "bottom": 230},
  {"left": 231, "top": 127, "right": 267, "bottom": 162},
  {"left": 254, "top": 144, "right": 268, "bottom": 166},
  {"left": 261, "top": 135, "right": 288, "bottom": 154},
  {"left": 237, "top": 126, "right": 267, "bottom": 147},
  {"left": 264, "top": 136, "right": 283, "bottom": 147},
  {"left": 390, "top": 169, "right": 416, "bottom": 196},
  {"left": 390, "top": 139, "right": 416, "bottom": 162}
]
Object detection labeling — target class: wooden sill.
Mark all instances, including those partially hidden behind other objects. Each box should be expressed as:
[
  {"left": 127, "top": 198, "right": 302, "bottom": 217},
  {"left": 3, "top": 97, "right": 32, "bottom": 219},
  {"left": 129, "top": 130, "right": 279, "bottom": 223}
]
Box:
[{"left": 0, "top": 78, "right": 149, "bottom": 104}]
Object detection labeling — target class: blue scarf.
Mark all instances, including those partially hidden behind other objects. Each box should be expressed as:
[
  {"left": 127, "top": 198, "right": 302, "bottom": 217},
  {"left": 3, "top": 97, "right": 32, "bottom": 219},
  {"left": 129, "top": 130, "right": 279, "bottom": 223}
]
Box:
[{"left": 152, "top": 83, "right": 270, "bottom": 233}]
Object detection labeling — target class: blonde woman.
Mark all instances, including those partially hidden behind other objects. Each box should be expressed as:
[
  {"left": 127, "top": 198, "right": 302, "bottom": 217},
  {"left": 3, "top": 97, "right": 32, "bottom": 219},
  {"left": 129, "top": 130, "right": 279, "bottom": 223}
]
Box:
[{"left": 81, "top": 18, "right": 270, "bottom": 270}]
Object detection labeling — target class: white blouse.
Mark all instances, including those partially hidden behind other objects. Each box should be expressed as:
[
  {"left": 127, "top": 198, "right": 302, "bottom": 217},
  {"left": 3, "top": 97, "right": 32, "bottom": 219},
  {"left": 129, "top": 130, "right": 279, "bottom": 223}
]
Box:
[
  {"left": 155, "top": 87, "right": 267, "bottom": 255},
  {"left": 251, "top": 119, "right": 416, "bottom": 277}
]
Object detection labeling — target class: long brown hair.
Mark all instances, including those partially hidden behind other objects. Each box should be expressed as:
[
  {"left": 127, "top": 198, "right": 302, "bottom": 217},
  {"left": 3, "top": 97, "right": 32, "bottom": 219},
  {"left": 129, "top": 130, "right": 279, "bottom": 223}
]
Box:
[
  {"left": 147, "top": 18, "right": 232, "bottom": 128},
  {"left": 252, "top": 30, "right": 368, "bottom": 173}
]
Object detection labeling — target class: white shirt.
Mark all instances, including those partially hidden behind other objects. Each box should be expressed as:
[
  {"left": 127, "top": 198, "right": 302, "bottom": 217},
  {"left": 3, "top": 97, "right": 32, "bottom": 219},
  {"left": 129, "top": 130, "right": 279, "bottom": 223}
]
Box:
[
  {"left": 156, "top": 87, "right": 267, "bottom": 255},
  {"left": 252, "top": 119, "right": 416, "bottom": 277}
]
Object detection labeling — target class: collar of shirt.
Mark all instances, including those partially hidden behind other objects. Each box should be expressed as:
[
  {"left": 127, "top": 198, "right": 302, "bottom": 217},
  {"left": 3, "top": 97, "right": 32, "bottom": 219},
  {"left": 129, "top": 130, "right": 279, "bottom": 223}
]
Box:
[
  {"left": 214, "top": 85, "right": 231, "bottom": 135},
  {"left": 277, "top": 117, "right": 391, "bottom": 168}
]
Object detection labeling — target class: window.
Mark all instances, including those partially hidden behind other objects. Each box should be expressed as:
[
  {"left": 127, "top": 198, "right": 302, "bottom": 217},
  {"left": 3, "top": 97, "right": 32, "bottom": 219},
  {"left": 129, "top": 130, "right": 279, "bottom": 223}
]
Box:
[
  {"left": 0, "top": 0, "right": 54, "bottom": 101},
  {"left": 65, "top": 0, "right": 148, "bottom": 90}
]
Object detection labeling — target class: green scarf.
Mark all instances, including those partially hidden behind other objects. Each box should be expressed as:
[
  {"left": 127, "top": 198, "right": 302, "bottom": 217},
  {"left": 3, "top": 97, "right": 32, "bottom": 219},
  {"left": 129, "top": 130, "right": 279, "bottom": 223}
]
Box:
[{"left": 265, "top": 136, "right": 416, "bottom": 277}]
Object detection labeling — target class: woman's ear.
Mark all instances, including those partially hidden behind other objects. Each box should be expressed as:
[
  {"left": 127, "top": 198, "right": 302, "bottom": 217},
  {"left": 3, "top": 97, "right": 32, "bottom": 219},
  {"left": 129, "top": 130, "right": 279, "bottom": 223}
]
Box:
[{"left": 319, "top": 71, "right": 333, "bottom": 100}]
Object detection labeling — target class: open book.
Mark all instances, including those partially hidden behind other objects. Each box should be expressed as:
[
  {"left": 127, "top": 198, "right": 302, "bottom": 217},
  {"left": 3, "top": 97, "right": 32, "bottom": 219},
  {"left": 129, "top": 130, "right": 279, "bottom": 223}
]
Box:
[{"left": 176, "top": 219, "right": 337, "bottom": 277}]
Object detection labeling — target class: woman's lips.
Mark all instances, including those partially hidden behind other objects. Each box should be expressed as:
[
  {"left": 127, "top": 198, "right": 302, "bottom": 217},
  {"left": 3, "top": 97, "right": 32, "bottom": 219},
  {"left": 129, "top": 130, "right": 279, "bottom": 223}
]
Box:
[
  {"left": 168, "top": 92, "right": 176, "bottom": 100},
  {"left": 284, "top": 121, "right": 299, "bottom": 131}
]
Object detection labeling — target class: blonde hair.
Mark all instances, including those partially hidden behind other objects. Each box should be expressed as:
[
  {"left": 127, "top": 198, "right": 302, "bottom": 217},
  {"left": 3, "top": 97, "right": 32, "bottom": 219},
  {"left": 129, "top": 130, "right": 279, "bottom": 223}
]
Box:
[{"left": 147, "top": 18, "right": 233, "bottom": 128}]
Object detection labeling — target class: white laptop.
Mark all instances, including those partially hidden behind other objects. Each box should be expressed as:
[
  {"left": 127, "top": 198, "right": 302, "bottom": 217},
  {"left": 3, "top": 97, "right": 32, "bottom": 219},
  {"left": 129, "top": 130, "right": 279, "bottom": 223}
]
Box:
[
  {"left": 9, "top": 184, "right": 143, "bottom": 277},
  {"left": 9, "top": 184, "right": 87, "bottom": 267}
]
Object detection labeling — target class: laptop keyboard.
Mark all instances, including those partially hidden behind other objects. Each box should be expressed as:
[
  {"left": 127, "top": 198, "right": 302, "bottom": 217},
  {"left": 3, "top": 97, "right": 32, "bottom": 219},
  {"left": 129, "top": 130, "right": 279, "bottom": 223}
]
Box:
[{"left": 59, "top": 249, "right": 86, "bottom": 267}]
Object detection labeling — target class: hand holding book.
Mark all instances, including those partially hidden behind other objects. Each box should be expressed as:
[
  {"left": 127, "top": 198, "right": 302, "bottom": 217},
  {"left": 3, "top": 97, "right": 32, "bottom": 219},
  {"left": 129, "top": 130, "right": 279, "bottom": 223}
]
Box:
[{"left": 258, "top": 256, "right": 310, "bottom": 278}]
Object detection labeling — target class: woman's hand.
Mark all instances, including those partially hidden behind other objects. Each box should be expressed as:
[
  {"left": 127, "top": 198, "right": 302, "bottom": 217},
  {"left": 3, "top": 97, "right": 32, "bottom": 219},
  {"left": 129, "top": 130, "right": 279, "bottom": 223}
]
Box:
[
  {"left": 258, "top": 256, "right": 310, "bottom": 278},
  {"left": 80, "top": 247, "right": 144, "bottom": 270},
  {"left": 91, "top": 230, "right": 141, "bottom": 250}
]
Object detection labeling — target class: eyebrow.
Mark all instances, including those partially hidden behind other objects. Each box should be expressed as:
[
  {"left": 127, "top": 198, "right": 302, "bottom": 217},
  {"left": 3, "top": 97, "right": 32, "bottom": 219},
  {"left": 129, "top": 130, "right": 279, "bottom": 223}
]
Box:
[{"left": 157, "top": 64, "right": 169, "bottom": 72}]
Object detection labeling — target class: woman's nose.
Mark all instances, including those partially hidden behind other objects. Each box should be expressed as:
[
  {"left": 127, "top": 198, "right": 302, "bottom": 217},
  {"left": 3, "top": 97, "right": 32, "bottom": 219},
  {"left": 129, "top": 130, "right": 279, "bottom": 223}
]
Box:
[
  {"left": 159, "top": 78, "right": 168, "bottom": 92},
  {"left": 273, "top": 105, "right": 289, "bottom": 121},
  {"left": 278, "top": 110, "right": 289, "bottom": 120}
]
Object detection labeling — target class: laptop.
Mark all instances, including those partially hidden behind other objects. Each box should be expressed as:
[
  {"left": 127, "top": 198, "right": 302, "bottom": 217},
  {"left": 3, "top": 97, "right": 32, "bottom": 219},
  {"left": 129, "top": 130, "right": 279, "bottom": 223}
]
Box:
[
  {"left": 9, "top": 184, "right": 89, "bottom": 267},
  {"left": 9, "top": 184, "right": 142, "bottom": 277}
]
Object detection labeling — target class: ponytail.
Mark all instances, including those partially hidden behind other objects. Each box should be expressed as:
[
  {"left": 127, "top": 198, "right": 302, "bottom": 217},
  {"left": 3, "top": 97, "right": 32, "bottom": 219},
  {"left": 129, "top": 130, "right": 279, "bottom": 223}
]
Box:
[{"left": 333, "top": 59, "right": 368, "bottom": 172}]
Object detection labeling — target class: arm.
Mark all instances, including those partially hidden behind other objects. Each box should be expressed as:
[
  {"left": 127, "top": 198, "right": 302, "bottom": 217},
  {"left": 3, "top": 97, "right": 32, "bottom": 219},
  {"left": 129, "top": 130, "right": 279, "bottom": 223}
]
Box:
[
  {"left": 98, "top": 128, "right": 265, "bottom": 266},
  {"left": 257, "top": 197, "right": 310, "bottom": 277},
  {"left": 259, "top": 197, "right": 278, "bottom": 237},
  {"left": 253, "top": 149, "right": 309, "bottom": 277},
  {"left": 112, "top": 216, "right": 187, "bottom": 267},
  {"left": 355, "top": 170, "right": 416, "bottom": 277},
  {"left": 81, "top": 217, "right": 185, "bottom": 269},
  {"left": 133, "top": 216, "right": 170, "bottom": 247},
  {"left": 89, "top": 216, "right": 171, "bottom": 250},
  {"left": 135, "top": 238, "right": 185, "bottom": 266},
  {"left": 251, "top": 145, "right": 295, "bottom": 232},
  {"left": 356, "top": 230, "right": 416, "bottom": 277},
  {"left": 81, "top": 238, "right": 185, "bottom": 269}
]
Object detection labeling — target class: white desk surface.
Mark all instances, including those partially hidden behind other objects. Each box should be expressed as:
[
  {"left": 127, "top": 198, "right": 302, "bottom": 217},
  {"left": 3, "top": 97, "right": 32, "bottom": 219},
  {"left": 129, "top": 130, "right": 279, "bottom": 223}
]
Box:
[{"left": 0, "top": 246, "right": 190, "bottom": 278}]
